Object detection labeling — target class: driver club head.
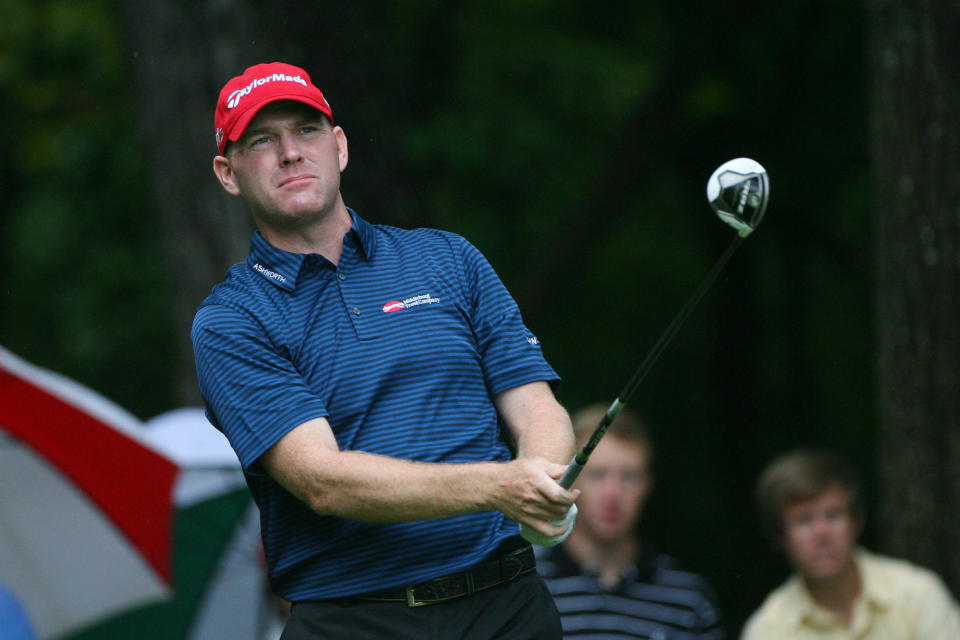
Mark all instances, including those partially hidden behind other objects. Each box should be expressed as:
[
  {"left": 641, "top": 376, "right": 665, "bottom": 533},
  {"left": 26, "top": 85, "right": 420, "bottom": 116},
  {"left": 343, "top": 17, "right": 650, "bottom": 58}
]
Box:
[{"left": 706, "top": 158, "right": 770, "bottom": 237}]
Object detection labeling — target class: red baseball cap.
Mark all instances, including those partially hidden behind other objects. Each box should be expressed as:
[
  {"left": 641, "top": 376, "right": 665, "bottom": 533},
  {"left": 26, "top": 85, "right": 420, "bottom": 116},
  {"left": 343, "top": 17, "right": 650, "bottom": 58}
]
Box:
[{"left": 214, "top": 62, "right": 334, "bottom": 155}]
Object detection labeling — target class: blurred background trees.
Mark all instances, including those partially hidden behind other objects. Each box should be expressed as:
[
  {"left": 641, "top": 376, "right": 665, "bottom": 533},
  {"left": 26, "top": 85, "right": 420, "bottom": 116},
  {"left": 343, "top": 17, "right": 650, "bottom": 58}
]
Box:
[
  {"left": 1, "top": 1, "right": 176, "bottom": 413},
  {"left": 867, "top": 0, "right": 960, "bottom": 595},
  {"left": 2, "top": 0, "right": 957, "bottom": 634}
]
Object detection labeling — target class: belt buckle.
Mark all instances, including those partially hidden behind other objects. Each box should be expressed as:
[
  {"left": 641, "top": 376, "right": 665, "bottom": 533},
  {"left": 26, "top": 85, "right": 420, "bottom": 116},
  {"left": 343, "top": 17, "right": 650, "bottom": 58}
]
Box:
[
  {"left": 405, "top": 586, "right": 429, "bottom": 607},
  {"left": 405, "top": 573, "right": 475, "bottom": 607}
]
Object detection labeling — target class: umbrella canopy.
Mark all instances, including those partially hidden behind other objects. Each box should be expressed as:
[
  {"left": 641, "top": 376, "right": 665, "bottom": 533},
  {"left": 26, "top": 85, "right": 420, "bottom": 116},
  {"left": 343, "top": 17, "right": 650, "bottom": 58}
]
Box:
[
  {"left": 0, "top": 345, "right": 176, "bottom": 638},
  {"left": 63, "top": 408, "right": 279, "bottom": 640},
  {"left": 0, "top": 347, "right": 277, "bottom": 640}
]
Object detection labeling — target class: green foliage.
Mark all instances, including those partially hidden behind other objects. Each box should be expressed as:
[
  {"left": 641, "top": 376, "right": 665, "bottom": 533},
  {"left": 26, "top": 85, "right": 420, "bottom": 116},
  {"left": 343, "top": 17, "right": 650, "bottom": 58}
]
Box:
[
  {"left": 394, "top": 2, "right": 664, "bottom": 270},
  {"left": 0, "top": 0, "right": 176, "bottom": 418}
]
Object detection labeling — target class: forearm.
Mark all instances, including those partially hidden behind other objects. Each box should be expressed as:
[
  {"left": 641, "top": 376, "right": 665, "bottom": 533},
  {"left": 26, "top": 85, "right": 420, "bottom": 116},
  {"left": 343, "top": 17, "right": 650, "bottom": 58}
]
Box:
[
  {"left": 514, "top": 409, "right": 574, "bottom": 464},
  {"left": 261, "top": 408, "right": 576, "bottom": 530},
  {"left": 283, "top": 448, "right": 503, "bottom": 523},
  {"left": 496, "top": 382, "right": 575, "bottom": 464}
]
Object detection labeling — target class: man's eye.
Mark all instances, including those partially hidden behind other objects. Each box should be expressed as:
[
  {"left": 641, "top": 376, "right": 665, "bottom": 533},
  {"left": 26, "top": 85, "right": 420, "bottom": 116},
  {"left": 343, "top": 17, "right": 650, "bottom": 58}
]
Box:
[
  {"left": 249, "top": 136, "right": 272, "bottom": 148},
  {"left": 825, "top": 508, "right": 846, "bottom": 521}
]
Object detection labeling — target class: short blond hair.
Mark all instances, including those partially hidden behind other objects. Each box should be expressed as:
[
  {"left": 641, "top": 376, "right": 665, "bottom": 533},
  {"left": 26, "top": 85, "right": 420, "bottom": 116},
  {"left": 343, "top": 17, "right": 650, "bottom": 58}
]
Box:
[{"left": 569, "top": 403, "right": 653, "bottom": 463}]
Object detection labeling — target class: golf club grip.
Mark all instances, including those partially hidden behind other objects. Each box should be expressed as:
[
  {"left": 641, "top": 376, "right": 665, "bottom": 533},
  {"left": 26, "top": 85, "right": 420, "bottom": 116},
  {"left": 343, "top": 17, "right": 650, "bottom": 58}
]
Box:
[
  {"left": 558, "top": 398, "right": 624, "bottom": 489},
  {"left": 558, "top": 456, "right": 583, "bottom": 489}
]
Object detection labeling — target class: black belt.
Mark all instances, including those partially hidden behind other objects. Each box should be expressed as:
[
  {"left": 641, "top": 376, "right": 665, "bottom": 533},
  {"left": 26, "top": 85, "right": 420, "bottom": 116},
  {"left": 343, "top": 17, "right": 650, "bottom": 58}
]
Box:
[{"left": 355, "top": 545, "right": 536, "bottom": 607}]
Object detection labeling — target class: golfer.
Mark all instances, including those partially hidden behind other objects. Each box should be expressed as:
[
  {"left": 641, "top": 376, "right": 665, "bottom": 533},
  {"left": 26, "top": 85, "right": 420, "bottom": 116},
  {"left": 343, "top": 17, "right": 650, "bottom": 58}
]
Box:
[{"left": 192, "top": 61, "right": 578, "bottom": 639}]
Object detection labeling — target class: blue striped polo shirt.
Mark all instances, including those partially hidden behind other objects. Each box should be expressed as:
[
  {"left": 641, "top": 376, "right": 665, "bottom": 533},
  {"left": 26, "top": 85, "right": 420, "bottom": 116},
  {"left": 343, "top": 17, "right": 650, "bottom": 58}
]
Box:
[{"left": 191, "top": 210, "right": 559, "bottom": 600}]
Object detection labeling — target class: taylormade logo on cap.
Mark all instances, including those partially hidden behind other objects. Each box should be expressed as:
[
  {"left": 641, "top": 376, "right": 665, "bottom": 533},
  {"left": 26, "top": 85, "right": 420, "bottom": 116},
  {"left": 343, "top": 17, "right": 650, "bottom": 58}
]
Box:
[
  {"left": 227, "top": 73, "right": 309, "bottom": 109},
  {"left": 214, "top": 62, "right": 334, "bottom": 154}
]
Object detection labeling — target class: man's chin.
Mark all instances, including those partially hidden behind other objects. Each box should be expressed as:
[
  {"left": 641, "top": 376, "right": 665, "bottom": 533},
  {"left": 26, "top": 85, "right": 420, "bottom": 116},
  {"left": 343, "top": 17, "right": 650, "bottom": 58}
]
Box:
[
  {"left": 263, "top": 204, "right": 327, "bottom": 227},
  {"left": 592, "top": 524, "right": 630, "bottom": 543},
  {"left": 803, "top": 557, "right": 850, "bottom": 582}
]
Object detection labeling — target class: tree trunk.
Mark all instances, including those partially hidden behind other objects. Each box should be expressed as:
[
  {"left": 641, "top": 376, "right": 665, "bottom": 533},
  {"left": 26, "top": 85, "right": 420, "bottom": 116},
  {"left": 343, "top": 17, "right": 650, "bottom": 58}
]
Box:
[
  {"left": 867, "top": 0, "right": 960, "bottom": 594},
  {"left": 116, "top": 0, "right": 264, "bottom": 403}
]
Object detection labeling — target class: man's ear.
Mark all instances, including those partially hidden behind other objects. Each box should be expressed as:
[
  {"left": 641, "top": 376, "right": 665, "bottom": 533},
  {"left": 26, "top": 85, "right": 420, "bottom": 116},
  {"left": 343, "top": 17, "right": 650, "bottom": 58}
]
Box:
[
  {"left": 334, "top": 126, "right": 349, "bottom": 172},
  {"left": 213, "top": 155, "right": 242, "bottom": 195}
]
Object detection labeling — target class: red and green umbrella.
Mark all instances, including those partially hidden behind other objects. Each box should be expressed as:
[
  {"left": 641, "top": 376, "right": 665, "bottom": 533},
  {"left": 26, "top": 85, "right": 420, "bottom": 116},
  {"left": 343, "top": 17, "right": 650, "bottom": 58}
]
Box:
[{"left": 0, "top": 347, "right": 273, "bottom": 640}]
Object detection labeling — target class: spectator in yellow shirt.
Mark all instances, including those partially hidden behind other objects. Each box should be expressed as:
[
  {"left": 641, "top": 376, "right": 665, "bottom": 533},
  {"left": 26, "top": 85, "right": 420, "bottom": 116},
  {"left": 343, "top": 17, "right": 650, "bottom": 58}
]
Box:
[{"left": 741, "top": 448, "right": 960, "bottom": 639}]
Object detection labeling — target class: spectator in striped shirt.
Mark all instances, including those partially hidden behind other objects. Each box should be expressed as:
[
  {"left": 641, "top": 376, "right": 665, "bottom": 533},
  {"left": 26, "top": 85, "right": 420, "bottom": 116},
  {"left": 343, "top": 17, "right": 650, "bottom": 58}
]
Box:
[
  {"left": 537, "top": 404, "right": 724, "bottom": 638},
  {"left": 194, "top": 62, "right": 580, "bottom": 639}
]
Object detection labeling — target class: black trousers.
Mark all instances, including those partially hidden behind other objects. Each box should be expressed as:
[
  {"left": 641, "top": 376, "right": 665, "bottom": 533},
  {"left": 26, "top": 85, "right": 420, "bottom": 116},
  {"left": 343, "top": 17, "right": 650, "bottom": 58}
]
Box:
[{"left": 280, "top": 572, "right": 561, "bottom": 640}]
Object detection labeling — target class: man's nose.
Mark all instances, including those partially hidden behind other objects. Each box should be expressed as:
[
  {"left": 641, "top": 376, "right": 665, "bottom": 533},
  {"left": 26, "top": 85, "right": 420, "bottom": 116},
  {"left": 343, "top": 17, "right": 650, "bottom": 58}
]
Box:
[
  {"left": 810, "top": 514, "right": 834, "bottom": 536},
  {"left": 279, "top": 133, "right": 302, "bottom": 163}
]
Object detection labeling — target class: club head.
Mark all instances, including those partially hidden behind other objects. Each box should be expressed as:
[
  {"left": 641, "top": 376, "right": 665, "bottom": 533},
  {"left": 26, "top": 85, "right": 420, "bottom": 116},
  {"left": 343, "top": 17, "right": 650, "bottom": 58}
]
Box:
[{"left": 706, "top": 158, "right": 769, "bottom": 237}]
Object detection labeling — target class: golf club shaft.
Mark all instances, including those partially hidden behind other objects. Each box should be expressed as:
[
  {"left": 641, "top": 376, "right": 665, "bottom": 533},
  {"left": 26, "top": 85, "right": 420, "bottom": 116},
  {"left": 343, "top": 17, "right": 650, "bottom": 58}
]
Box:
[{"left": 558, "top": 233, "right": 745, "bottom": 489}]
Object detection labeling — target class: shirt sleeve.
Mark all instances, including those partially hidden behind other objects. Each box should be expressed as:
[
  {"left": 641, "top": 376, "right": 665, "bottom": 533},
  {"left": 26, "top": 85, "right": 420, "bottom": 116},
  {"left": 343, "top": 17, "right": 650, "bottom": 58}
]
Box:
[
  {"left": 739, "top": 614, "right": 762, "bottom": 640},
  {"left": 192, "top": 302, "right": 328, "bottom": 470},
  {"left": 739, "top": 595, "right": 782, "bottom": 640},
  {"left": 695, "top": 582, "right": 725, "bottom": 638},
  {"left": 454, "top": 236, "right": 560, "bottom": 395},
  {"left": 910, "top": 571, "right": 960, "bottom": 640}
]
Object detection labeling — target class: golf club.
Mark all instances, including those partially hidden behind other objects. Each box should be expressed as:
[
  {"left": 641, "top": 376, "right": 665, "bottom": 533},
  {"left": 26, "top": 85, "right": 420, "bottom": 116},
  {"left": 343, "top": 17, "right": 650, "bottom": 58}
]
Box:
[{"left": 557, "top": 157, "right": 769, "bottom": 489}]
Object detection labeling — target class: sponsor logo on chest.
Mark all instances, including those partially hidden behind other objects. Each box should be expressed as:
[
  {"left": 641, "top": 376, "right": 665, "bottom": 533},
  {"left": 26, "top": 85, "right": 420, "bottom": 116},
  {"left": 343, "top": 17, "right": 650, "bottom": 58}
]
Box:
[{"left": 382, "top": 293, "right": 441, "bottom": 313}]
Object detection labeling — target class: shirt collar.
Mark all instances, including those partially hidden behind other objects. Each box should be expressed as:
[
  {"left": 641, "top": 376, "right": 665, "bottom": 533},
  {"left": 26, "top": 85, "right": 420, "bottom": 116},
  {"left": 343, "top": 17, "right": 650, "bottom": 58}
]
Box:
[
  {"left": 246, "top": 208, "right": 377, "bottom": 290},
  {"left": 548, "top": 540, "right": 650, "bottom": 588},
  {"left": 854, "top": 548, "right": 895, "bottom": 610},
  {"left": 351, "top": 208, "right": 377, "bottom": 260},
  {"left": 786, "top": 575, "right": 833, "bottom": 630}
]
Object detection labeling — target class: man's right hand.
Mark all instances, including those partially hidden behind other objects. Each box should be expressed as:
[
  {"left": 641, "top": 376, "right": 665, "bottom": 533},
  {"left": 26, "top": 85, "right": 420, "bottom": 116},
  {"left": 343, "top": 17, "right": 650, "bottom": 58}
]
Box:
[{"left": 488, "top": 457, "right": 579, "bottom": 539}]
